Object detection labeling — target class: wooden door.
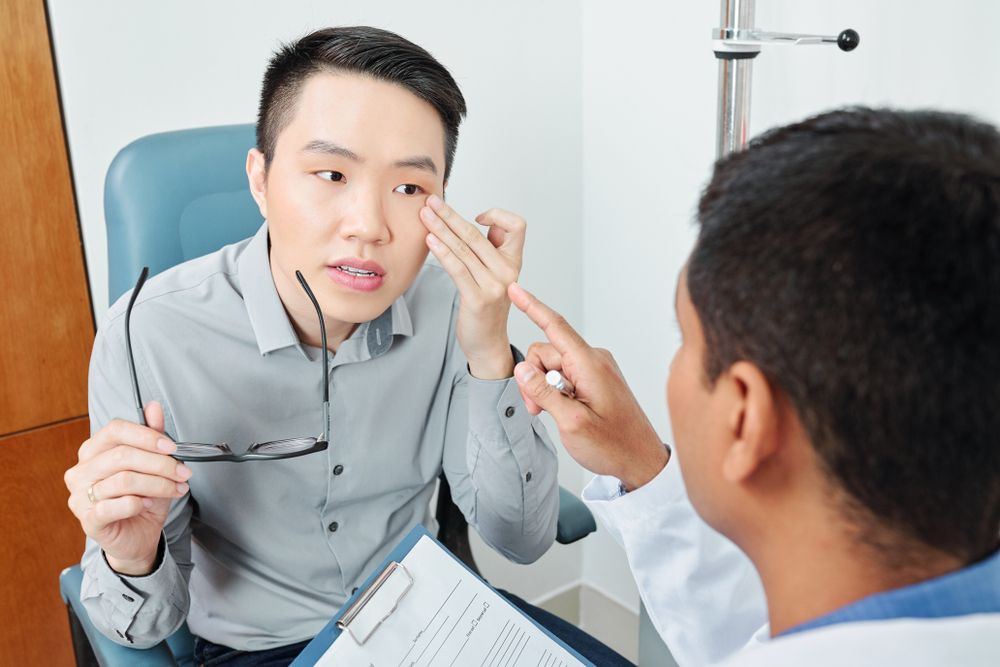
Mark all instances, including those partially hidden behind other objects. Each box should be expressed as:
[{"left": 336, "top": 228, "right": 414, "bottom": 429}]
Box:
[
  {"left": 0, "top": 0, "right": 95, "bottom": 663},
  {"left": 0, "top": 419, "right": 90, "bottom": 664}
]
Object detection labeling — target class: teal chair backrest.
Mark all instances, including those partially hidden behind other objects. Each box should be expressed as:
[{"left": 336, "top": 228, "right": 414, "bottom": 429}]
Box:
[{"left": 104, "top": 124, "right": 263, "bottom": 303}]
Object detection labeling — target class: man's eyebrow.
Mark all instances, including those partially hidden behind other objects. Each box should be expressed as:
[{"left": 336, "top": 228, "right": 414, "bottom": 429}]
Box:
[
  {"left": 301, "top": 140, "right": 363, "bottom": 162},
  {"left": 394, "top": 155, "right": 438, "bottom": 175},
  {"left": 300, "top": 142, "right": 437, "bottom": 175}
]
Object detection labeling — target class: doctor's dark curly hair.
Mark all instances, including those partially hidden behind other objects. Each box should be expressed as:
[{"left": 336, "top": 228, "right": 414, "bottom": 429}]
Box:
[{"left": 689, "top": 107, "right": 1000, "bottom": 564}]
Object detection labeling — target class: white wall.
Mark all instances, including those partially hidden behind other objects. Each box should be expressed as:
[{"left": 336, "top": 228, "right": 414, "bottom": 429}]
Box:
[
  {"left": 753, "top": 0, "right": 1000, "bottom": 134},
  {"left": 48, "top": 0, "right": 586, "bottom": 603},
  {"left": 580, "top": 0, "right": 719, "bottom": 613},
  {"left": 579, "top": 0, "right": 1000, "bottom": 613}
]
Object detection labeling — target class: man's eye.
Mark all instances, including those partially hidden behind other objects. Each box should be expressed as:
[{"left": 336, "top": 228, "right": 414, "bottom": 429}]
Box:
[
  {"left": 393, "top": 184, "right": 423, "bottom": 196},
  {"left": 317, "top": 171, "right": 345, "bottom": 182}
]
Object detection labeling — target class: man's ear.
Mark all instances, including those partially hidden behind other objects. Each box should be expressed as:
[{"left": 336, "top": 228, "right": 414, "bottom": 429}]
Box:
[
  {"left": 246, "top": 148, "right": 268, "bottom": 219},
  {"left": 721, "top": 361, "right": 780, "bottom": 483}
]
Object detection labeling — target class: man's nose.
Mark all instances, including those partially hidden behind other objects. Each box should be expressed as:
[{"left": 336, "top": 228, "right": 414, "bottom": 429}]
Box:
[{"left": 339, "top": 192, "right": 390, "bottom": 245}]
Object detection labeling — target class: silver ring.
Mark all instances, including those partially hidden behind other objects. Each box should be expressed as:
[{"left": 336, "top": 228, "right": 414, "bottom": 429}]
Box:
[{"left": 87, "top": 485, "right": 98, "bottom": 505}]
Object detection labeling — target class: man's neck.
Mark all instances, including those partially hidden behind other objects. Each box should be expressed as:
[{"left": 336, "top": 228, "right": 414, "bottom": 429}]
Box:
[
  {"left": 270, "top": 256, "right": 357, "bottom": 352},
  {"left": 747, "top": 511, "right": 963, "bottom": 636}
]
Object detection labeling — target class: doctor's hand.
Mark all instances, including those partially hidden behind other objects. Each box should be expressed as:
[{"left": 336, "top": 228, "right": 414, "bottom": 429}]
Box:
[
  {"left": 421, "top": 194, "right": 524, "bottom": 380},
  {"left": 64, "top": 401, "right": 191, "bottom": 575},
  {"left": 508, "top": 283, "right": 669, "bottom": 491}
]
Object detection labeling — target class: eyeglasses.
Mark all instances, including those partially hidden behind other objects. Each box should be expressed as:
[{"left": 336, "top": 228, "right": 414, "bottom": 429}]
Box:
[{"left": 125, "top": 266, "right": 330, "bottom": 462}]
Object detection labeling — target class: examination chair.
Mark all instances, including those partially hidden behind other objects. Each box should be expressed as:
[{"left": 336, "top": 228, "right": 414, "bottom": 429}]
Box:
[{"left": 60, "top": 124, "right": 597, "bottom": 666}]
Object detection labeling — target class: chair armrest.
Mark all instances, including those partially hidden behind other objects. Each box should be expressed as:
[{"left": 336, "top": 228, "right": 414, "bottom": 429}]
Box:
[
  {"left": 59, "top": 565, "right": 179, "bottom": 667},
  {"left": 556, "top": 486, "right": 597, "bottom": 544}
]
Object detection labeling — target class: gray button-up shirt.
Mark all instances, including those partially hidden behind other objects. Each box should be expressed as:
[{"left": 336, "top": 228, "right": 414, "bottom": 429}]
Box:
[{"left": 80, "top": 223, "right": 558, "bottom": 650}]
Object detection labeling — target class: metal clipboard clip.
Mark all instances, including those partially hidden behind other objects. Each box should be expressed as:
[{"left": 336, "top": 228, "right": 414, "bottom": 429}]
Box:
[{"left": 336, "top": 561, "right": 414, "bottom": 645}]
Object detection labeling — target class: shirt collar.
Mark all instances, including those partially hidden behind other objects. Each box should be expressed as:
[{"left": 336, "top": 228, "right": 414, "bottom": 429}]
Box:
[
  {"left": 782, "top": 548, "right": 1000, "bottom": 636},
  {"left": 238, "top": 222, "right": 414, "bottom": 357}
]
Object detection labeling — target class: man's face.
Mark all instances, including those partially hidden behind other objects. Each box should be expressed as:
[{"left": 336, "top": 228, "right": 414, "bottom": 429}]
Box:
[
  {"left": 250, "top": 72, "right": 447, "bottom": 324},
  {"left": 666, "top": 267, "right": 733, "bottom": 531}
]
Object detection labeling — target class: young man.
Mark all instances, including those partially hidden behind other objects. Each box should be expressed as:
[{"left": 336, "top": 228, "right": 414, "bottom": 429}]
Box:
[
  {"left": 63, "top": 26, "right": 574, "bottom": 662},
  {"left": 510, "top": 108, "right": 1000, "bottom": 665}
]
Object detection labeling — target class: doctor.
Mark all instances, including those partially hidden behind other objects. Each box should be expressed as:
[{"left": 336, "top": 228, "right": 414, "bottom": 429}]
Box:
[{"left": 508, "top": 108, "right": 1000, "bottom": 666}]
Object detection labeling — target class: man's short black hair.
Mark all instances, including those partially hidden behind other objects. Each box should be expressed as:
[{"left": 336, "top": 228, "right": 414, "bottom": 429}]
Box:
[
  {"left": 257, "top": 26, "right": 467, "bottom": 180},
  {"left": 688, "top": 107, "right": 1000, "bottom": 564}
]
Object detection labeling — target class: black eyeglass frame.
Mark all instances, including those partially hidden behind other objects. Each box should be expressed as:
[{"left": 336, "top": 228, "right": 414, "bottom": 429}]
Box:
[{"left": 124, "top": 266, "right": 330, "bottom": 463}]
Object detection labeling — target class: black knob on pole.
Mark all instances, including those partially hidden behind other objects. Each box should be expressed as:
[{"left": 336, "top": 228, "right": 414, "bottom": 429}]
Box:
[{"left": 837, "top": 29, "right": 860, "bottom": 52}]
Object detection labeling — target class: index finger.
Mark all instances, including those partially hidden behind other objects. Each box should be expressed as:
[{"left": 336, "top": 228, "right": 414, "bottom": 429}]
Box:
[
  {"left": 508, "top": 282, "right": 590, "bottom": 355},
  {"left": 79, "top": 419, "right": 174, "bottom": 462}
]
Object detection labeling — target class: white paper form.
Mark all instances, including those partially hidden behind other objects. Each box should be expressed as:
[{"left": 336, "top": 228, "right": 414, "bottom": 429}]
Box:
[{"left": 315, "top": 535, "right": 587, "bottom": 667}]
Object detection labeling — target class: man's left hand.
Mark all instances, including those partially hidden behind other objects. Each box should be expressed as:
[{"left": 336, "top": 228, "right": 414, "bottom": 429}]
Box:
[{"left": 420, "top": 194, "right": 524, "bottom": 380}]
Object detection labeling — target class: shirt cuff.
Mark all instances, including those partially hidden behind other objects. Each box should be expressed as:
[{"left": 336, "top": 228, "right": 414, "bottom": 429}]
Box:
[
  {"left": 467, "top": 344, "right": 536, "bottom": 448},
  {"left": 82, "top": 534, "right": 179, "bottom": 643},
  {"left": 468, "top": 374, "right": 535, "bottom": 448}
]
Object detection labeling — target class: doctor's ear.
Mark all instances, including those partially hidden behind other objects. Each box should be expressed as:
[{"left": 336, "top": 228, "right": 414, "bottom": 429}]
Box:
[
  {"left": 720, "top": 361, "right": 780, "bottom": 483},
  {"left": 246, "top": 148, "right": 269, "bottom": 219}
]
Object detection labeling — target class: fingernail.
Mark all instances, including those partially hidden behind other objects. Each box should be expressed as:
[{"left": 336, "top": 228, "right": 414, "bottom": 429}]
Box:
[
  {"left": 142, "top": 498, "right": 154, "bottom": 508},
  {"left": 427, "top": 194, "right": 443, "bottom": 209},
  {"left": 426, "top": 234, "right": 441, "bottom": 248},
  {"left": 176, "top": 464, "right": 192, "bottom": 480},
  {"left": 420, "top": 206, "right": 435, "bottom": 223},
  {"left": 176, "top": 482, "right": 189, "bottom": 495},
  {"left": 514, "top": 363, "right": 536, "bottom": 383},
  {"left": 157, "top": 439, "right": 176, "bottom": 454}
]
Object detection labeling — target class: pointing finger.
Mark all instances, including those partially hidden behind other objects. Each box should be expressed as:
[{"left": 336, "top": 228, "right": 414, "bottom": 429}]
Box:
[{"left": 508, "top": 283, "right": 590, "bottom": 356}]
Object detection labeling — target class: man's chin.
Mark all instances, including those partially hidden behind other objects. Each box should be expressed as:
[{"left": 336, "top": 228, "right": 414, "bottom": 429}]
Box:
[{"left": 320, "top": 291, "right": 397, "bottom": 325}]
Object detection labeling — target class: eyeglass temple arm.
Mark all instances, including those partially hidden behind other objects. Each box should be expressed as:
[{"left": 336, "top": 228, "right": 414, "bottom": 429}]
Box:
[
  {"left": 322, "top": 402, "right": 331, "bottom": 443},
  {"left": 296, "top": 270, "right": 330, "bottom": 441},
  {"left": 125, "top": 266, "right": 151, "bottom": 427}
]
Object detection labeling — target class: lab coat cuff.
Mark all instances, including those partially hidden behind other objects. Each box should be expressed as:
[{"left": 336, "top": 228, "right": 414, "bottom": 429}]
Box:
[
  {"left": 582, "top": 452, "right": 684, "bottom": 545},
  {"left": 583, "top": 446, "right": 683, "bottom": 502}
]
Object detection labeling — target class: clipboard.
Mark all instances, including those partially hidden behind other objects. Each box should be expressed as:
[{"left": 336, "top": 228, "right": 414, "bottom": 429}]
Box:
[{"left": 290, "top": 524, "right": 595, "bottom": 666}]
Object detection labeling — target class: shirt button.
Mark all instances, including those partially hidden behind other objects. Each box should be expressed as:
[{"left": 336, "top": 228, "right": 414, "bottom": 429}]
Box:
[
  {"left": 525, "top": 471, "right": 532, "bottom": 482},
  {"left": 121, "top": 593, "right": 135, "bottom": 603},
  {"left": 328, "top": 521, "right": 339, "bottom": 533},
  {"left": 333, "top": 464, "right": 344, "bottom": 476},
  {"left": 504, "top": 406, "right": 516, "bottom": 418}
]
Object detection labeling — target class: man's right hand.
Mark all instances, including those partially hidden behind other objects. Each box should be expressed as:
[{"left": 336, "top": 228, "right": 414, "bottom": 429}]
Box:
[
  {"left": 64, "top": 401, "right": 191, "bottom": 575},
  {"left": 508, "top": 283, "right": 669, "bottom": 492}
]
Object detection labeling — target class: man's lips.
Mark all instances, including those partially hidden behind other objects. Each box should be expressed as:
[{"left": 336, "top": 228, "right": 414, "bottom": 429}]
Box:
[
  {"left": 330, "top": 258, "right": 386, "bottom": 275},
  {"left": 326, "top": 258, "right": 386, "bottom": 292}
]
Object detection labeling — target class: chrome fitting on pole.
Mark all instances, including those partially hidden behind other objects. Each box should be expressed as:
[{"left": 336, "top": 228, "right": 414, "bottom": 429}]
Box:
[{"left": 714, "top": 0, "right": 859, "bottom": 158}]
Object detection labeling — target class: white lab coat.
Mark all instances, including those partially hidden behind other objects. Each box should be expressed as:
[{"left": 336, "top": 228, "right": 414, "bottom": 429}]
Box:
[{"left": 582, "top": 459, "right": 1000, "bottom": 667}]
